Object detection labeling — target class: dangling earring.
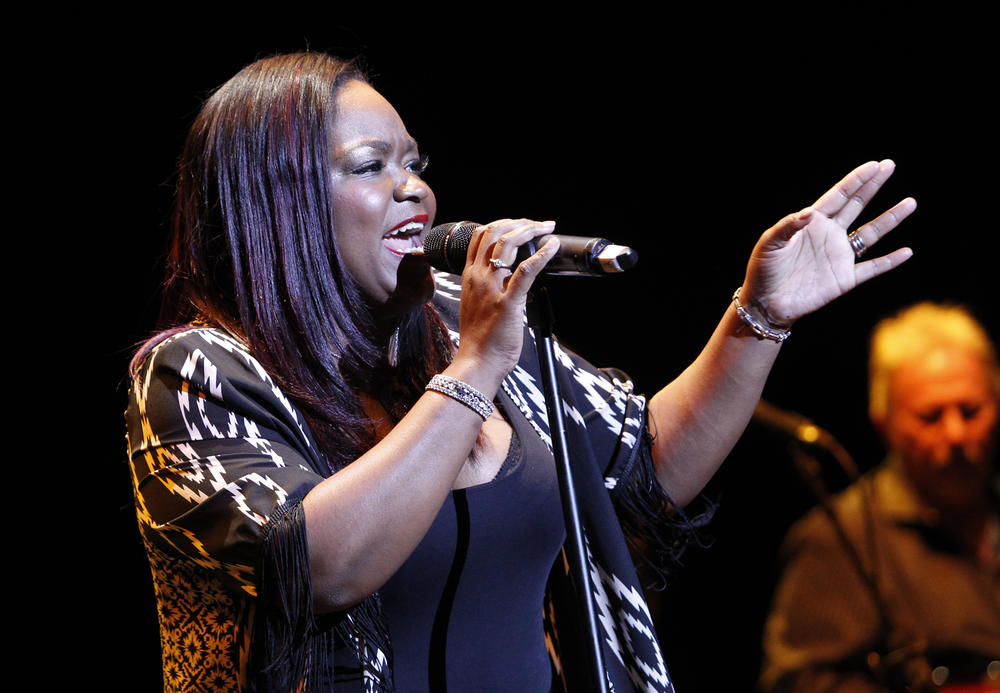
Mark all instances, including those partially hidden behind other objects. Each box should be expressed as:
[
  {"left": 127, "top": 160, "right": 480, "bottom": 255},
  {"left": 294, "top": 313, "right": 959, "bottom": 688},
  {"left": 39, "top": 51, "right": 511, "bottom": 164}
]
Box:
[{"left": 388, "top": 326, "right": 400, "bottom": 368}]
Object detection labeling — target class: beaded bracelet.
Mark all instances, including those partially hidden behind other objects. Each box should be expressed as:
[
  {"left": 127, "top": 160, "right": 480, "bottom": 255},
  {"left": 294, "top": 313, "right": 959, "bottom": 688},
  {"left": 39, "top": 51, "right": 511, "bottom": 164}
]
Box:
[
  {"left": 425, "top": 374, "right": 496, "bottom": 421},
  {"left": 732, "top": 287, "right": 791, "bottom": 343}
]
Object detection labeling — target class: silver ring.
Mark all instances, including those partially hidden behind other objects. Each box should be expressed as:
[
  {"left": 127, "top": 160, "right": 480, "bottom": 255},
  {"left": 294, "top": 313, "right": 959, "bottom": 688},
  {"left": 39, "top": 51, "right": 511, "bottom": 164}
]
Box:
[
  {"left": 490, "top": 258, "right": 513, "bottom": 271},
  {"left": 848, "top": 231, "right": 867, "bottom": 258}
]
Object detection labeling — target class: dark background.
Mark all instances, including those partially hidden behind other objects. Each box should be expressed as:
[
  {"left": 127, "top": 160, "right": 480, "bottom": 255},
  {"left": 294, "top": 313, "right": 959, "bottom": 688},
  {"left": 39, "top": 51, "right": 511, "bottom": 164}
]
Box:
[{"left": 94, "top": 14, "right": 995, "bottom": 691}]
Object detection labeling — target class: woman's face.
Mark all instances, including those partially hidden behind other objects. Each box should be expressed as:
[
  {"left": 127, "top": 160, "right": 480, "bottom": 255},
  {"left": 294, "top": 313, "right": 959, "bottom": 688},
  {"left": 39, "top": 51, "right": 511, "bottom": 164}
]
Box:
[{"left": 328, "top": 80, "right": 437, "bottom": 307}]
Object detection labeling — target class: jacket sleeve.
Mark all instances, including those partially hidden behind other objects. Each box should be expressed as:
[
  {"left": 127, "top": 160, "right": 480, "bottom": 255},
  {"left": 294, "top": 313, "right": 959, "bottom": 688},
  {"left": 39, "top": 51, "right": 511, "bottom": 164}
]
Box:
[
  {"left": 127, "top": 327, "right": 395, "bottom": 690},
  {"left": 126, "top": 328, "right": 330, "bottom": 597}
]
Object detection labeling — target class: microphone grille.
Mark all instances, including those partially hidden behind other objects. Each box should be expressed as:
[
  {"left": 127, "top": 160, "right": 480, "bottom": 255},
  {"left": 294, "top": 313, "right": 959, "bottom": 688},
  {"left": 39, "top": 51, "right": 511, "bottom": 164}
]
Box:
[{"left": 425, "top": 221, "right": 480, "bottom": 273}]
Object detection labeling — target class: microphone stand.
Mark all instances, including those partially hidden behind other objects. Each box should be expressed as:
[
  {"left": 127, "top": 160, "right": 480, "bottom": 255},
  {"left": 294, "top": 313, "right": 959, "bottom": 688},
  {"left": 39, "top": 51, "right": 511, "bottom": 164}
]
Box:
[{"left": 525, "top": 281, "right": 609, "bottom": 693}]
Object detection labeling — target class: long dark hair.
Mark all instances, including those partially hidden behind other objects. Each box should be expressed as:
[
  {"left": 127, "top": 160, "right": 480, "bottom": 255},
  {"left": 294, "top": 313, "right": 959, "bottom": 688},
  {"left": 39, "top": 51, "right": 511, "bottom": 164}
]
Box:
[{"left": 141, "top": 51, "right": 448, "bottom": 470}]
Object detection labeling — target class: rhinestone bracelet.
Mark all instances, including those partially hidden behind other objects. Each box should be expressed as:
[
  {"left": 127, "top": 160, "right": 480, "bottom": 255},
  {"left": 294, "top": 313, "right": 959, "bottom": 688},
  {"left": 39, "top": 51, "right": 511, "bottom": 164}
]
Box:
[{"left": 425, "top": 374, "right": 495, "bottom": 421}]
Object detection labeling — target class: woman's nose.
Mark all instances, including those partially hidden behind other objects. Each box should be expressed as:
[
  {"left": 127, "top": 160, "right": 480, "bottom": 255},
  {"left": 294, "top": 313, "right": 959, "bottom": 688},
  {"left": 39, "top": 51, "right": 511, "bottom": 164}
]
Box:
[{"left": 394, "top": 170, "right": 430, "bottom": 202}]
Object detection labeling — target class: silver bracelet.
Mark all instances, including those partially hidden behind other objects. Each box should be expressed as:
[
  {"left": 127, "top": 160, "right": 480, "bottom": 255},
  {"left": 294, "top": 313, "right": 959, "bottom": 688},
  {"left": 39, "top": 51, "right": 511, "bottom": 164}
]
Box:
[
  {"left": 425, "top": 374, "right": 496, "bottom": 421},
  {"left": 732, "top": 288, "right": 791, "bottom": 343}
]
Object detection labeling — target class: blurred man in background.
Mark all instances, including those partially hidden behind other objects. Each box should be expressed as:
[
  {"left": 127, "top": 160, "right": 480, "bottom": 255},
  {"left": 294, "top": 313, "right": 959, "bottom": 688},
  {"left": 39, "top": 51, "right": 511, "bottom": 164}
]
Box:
[{"left": 760, "top": 303, "right": 1000, "bottom": 692}]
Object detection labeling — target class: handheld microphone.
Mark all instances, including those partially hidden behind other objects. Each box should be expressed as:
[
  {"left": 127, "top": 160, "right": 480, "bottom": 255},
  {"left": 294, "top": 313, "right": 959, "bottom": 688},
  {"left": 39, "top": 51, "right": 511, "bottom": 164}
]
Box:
[{"left": 409, "top": 221, "right": 638, "bottom": 276}]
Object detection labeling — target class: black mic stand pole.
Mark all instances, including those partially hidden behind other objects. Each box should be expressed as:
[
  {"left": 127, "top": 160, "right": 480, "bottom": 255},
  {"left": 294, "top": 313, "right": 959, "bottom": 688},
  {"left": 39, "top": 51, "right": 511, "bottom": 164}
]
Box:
[{"left": 525, "top": 279, "right": 609, "bottom": 693}]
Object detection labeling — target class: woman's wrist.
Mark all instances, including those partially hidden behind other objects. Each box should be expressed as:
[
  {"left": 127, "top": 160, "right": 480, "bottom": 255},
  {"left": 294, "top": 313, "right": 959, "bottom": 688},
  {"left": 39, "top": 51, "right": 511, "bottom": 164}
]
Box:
[
  {"left": 732, "top": 286, "right": 792, "bottom": 343},
  {"left": 440, "top": 354, "right": 507, "bottom": 402},
  {"left": 425, "top": 374, "right": 495, "bottom": 421}
]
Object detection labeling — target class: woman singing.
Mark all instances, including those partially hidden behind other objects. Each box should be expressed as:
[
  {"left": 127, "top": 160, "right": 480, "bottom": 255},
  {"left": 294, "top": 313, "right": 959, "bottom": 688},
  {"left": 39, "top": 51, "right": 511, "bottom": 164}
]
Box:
[{"left": 125, "top": 51, "right": 915, "bottom": 692}]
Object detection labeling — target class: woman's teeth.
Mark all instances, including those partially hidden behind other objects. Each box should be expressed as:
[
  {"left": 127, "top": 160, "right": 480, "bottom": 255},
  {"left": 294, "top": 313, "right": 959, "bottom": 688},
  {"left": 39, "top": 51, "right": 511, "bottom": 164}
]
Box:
[
  {"left": 383, "top": 222, "right": 424, "bottom": 253},
  {"left": 386, "top": 221, "right": 423, "bottom": 239}
]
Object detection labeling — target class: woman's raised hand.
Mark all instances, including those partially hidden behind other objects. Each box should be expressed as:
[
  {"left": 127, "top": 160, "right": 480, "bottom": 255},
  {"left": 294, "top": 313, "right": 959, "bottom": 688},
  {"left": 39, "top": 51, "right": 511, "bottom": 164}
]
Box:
[
  {"left": 740, "top": 160, "right": 917, "bottom": 327},
  {"left": 453, "top": 219, "right": 560, "bottom": 388}
]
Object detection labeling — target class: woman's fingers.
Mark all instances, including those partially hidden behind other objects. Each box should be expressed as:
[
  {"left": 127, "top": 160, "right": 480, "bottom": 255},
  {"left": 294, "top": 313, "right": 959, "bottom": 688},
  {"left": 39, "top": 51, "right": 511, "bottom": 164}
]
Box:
[
  {"left": 456, "top": 219, "right": 559, "bottom": 376},
  {"left": 466, "top": 220, "right": 543, "bottom": 257},
  {"left": 854, "top": 246, "right": 915, "bottom": 286},
  {"left": 488, "top": 220, "right": 555, "bottom": 264},
  {"left": 814, "top": 184, "right": 916, "bottom": 293},
  {"left": 834, "top": 160, "right": 896, "bottom": 228},
  {"left": 802, "top": 160, "right": 916, "bottom": 275},
  {"left": 848, "top": 196, "right": 917, "bottom": 256},
  {"left": 812, "top": 160, "right": 889, "bottom": 224},
  {"left": 467, "top": 219, "right": 556, "bottom": 278},
  {"left": 764, "top": 208, "right": 815, "bottom": 246},
  {"left": 504, "top": 235, "right": 560, "bottom": 296}
]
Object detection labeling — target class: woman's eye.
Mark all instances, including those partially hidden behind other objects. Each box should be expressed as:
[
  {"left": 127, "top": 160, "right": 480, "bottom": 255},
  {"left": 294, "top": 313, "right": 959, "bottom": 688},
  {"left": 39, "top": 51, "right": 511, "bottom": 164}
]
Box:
[
  {"left": 407, "top": 154, "right": 429, "bottom": 176},
  {"left": 351, "top": 161, "right": 384, "bottom": 175}
]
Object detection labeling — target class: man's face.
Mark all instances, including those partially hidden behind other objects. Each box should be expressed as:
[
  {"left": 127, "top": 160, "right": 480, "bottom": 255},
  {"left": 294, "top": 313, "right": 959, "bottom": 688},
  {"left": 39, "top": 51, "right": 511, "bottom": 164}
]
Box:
[{"left": 882, "top": 348, "right": 998, "bottom": 512}]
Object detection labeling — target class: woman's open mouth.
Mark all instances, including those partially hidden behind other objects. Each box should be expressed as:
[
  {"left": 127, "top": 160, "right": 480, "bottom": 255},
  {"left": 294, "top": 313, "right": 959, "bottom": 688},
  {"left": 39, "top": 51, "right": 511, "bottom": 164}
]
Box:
[{"left": 383, "top": 214, "right": 428, "bottom": 256}]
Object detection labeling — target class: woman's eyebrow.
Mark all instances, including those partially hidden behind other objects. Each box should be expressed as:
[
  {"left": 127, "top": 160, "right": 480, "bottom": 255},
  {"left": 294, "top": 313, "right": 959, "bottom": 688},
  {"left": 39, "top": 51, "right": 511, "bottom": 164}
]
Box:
[{"left": 336, "top": 136, "right": 420, "bottom": 157}]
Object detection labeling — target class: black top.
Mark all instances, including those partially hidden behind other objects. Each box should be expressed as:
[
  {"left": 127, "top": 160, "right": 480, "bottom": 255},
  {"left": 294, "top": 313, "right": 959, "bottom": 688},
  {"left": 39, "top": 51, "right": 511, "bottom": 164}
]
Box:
[{"left": 380, "top": 392, "right": 566, "bottom": 692}]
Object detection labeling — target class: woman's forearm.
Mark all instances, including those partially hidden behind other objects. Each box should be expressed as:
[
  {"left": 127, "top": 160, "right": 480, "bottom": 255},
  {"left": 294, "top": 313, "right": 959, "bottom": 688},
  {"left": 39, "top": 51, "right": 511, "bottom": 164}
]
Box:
[{"left": 648, "top": 296, "right": 782, "bottom": 507}]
